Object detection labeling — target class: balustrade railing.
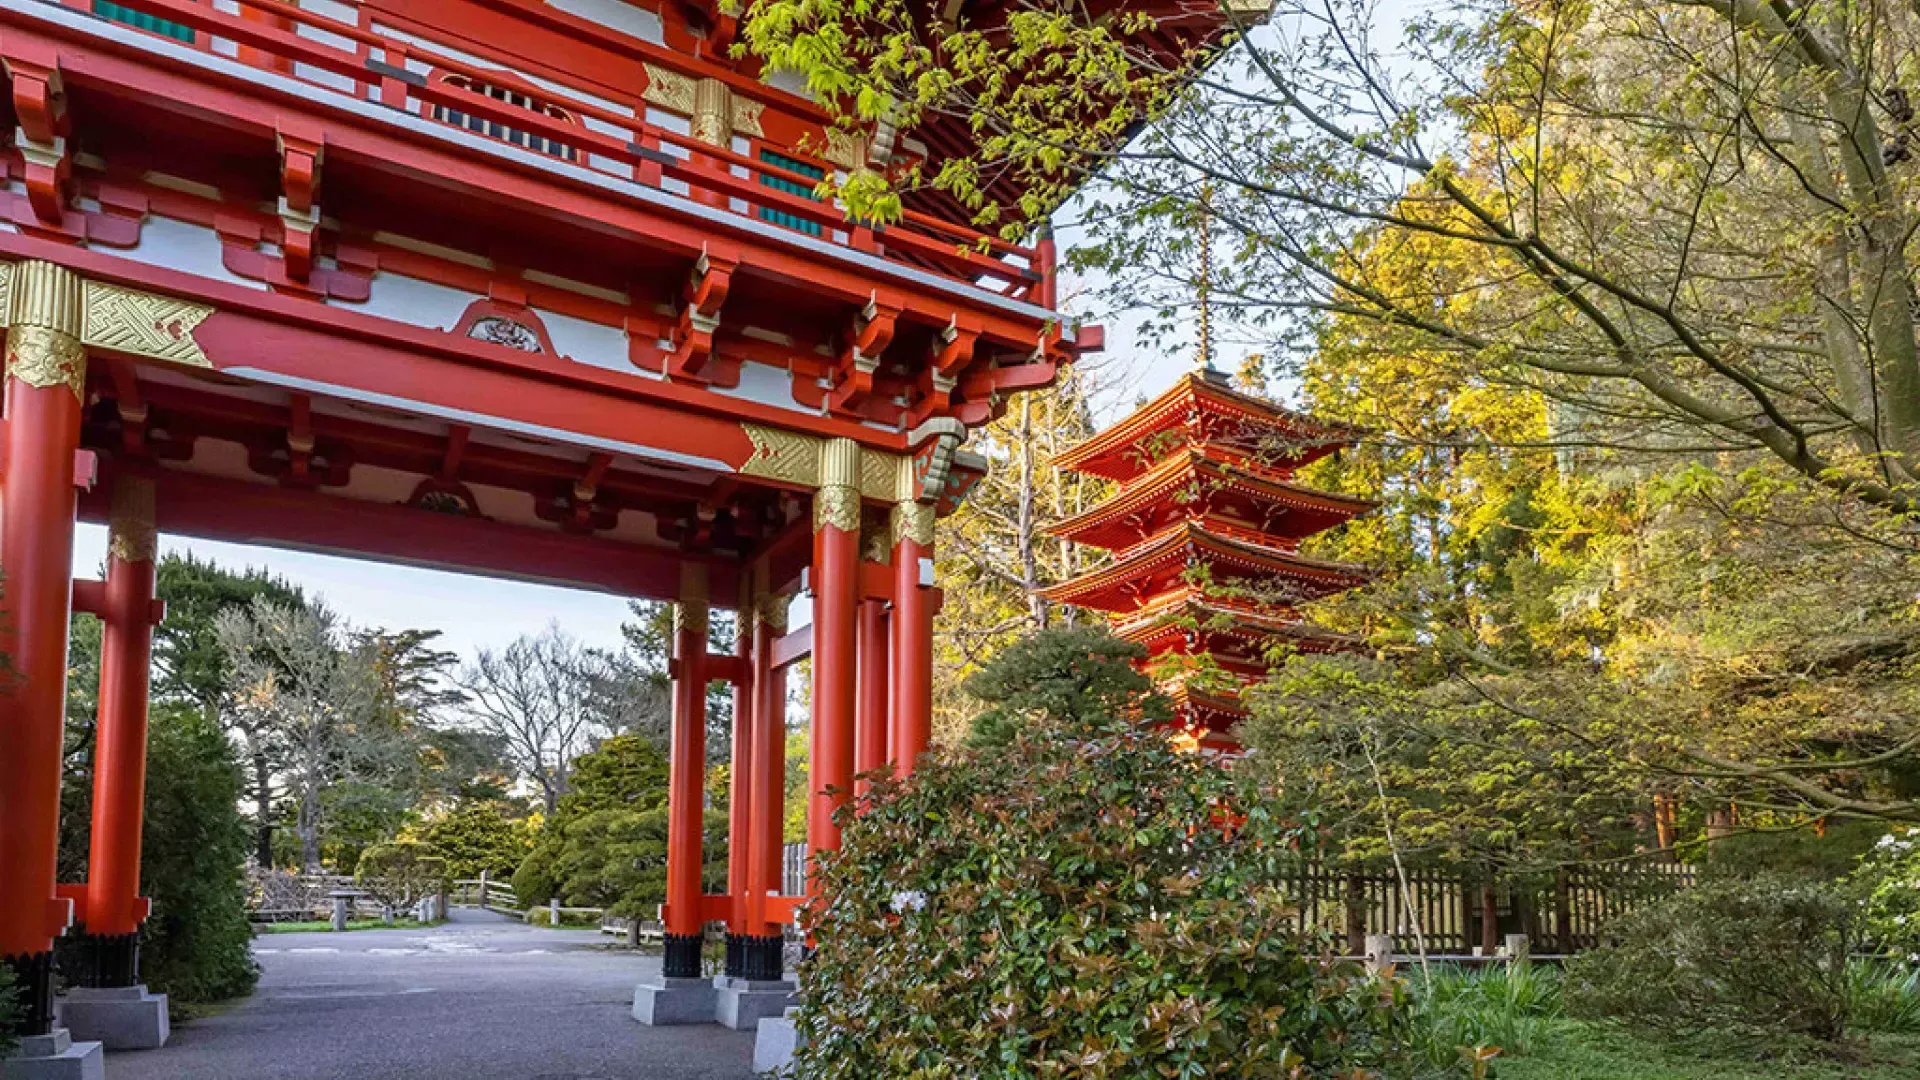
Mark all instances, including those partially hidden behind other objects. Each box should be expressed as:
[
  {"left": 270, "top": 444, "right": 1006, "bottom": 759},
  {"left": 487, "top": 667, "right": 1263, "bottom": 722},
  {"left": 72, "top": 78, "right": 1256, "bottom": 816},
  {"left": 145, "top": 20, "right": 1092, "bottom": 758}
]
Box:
[{"left": 37, "top": 0, "right": 1052, "bottom": 302}]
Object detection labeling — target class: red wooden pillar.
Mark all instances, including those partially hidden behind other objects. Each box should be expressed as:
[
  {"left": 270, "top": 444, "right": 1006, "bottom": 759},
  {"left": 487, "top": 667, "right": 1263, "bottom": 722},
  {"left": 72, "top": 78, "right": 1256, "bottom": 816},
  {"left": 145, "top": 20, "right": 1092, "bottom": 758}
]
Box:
[
  {"left": 853, "top": 598, "right": 890, "bottom": 798},
  {"left": 742, "top": 581, "right": 788, "bottom": 980},
  {"left": 889, "top": 500, "right": 935, "bottom": 776},
  {"left": 662, "top": 563, "right": 709, "bottom": 980},
  {"left": 0, "top": 261, "right": 88, "bottom": 1036},
  {"left": 724, "top": 580, "right": 756, "bottom": 979},
  {"left": 76, "top": 475, "right": 163, "bottom": 988},
  {"left": 807, "top": 439, "right": 860, "bottom": 897}
]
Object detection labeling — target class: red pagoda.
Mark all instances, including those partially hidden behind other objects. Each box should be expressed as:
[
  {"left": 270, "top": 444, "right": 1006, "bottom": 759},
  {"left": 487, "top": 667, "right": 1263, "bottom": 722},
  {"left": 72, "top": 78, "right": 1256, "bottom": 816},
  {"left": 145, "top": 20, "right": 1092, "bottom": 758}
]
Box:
[{"left": 1040, "top": 368, "right": 1373, "bottom": 750}]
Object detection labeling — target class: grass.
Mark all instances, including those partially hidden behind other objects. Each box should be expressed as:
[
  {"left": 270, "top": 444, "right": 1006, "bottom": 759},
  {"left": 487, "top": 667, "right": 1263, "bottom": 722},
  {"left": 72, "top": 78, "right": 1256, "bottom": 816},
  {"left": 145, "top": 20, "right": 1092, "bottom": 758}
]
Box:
[
  {"left": 1497, "top": 1026, "right": 1920, "bottom": 1079},
  {"left": 255, "top": 917, "right": 439, "bottom": 933},
  {"left": 1408, "top": 962, "right": 1920, "bottom": 1079}
]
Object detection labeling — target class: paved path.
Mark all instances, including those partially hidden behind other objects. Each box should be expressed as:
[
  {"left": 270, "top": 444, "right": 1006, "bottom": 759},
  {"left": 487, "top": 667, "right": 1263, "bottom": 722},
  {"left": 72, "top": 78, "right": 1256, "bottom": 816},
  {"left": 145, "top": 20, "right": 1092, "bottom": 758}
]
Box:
[{"left": 109, "top": 908, "right": 756, "bottom": 1080}]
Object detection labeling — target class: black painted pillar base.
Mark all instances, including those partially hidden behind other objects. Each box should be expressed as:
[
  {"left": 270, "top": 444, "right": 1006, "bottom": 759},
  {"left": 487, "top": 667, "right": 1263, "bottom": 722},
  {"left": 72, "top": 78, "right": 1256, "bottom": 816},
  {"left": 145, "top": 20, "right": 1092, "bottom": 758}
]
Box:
[
  {"left": 723, "top": 933, "right": 744, "bottom": 980},
  {"left": 742, "top": 934, "right": 786, "bottom": 982},
  {"left": 1, "top": 951, "right": 57, "bottom": 1037},
  {"left": 662, "top": 932, "right": 703, "bottom": 980},
  {"left": 62, "top": 932, "right": 140, "bottom": 989}
]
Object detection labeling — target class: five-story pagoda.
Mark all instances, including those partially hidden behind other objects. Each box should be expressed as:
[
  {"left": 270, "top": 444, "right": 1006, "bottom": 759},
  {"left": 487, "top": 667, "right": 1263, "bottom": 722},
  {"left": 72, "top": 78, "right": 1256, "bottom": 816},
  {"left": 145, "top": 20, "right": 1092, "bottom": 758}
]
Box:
[{"left": 1039, "top": 368, "right": 1374, "bottom": 750}]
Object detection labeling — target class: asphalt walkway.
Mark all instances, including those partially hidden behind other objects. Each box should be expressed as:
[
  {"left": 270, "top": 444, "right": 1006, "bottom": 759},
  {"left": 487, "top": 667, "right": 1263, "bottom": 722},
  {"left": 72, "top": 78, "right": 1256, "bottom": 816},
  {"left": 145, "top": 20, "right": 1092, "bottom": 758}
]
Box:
[{"left": 107, "top": 907, "right": 756, "bottom": 1080}]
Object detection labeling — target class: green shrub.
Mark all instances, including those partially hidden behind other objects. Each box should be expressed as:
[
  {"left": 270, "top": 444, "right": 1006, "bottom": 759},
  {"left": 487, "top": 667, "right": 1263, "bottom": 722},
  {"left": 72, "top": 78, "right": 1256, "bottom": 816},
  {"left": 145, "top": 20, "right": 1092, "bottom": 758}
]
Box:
[
  {"left": 1564, "top": 873, "right": 1862, "bottom": 1043},
  {"left": 415, "top": 798, "right": 533, "bottom": 880},
  {"left": 136, "top": 703, "right": 260, "bottom": 1003},
  {"left": 0, "top": 963, "right": 18, "bottom": 1056},
  {"left": 793, "top": 658, "right": 1413, "bottom": 1078},
  {"left": 1847, "top": 960, "right": 1920, "bottom": 1034},
  {"left": 1406, "top": 964, "right": 1563, "bottom": 1072},
  {"left": 1855, "top": 826, "right": 1920, "bottom": 962},
  {"left": 526, "top": 906, "right": 601, "bottom": 928},
  {"left": 354, "top": 841, "right": 447, "bottom": 914},
  {"left": 961, "top": 625, "right": 1169, "bottom": 748}
]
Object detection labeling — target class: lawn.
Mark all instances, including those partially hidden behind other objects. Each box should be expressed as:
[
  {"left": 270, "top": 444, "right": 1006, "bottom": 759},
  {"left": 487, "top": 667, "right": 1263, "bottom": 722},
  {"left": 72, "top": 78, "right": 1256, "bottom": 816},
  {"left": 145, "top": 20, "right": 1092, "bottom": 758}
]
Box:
[
  {"left": 1499, "top": 1024, "right": 1920, "bottom": 1079},
  {"left": 255, "top": 918, "right": 439, "bottom": 934}
]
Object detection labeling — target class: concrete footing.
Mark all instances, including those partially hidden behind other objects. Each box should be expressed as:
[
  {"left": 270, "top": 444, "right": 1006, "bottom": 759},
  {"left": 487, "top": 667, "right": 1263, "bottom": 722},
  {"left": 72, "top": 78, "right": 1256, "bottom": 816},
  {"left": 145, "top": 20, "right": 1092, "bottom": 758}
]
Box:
[
  {"left": 631, "top": 976, "right": 717, "bottom": 1026},
  {"left": 713, "top": 976, "right": 796, "bottom": 1032},
  {"left": 0, "top": 1030, "right": 105, "bottom": 1080},
  {"left": 752, "top": 1007, "right": 802, "bottom": 1076},
  {"left": 60, "top": 985, "right": 170, "bottom": 1050}
]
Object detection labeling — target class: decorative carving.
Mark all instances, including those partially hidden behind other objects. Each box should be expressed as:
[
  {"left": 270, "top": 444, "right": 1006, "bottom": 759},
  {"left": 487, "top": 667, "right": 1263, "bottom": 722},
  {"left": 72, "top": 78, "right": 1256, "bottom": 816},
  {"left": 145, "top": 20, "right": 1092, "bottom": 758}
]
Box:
[
  {"left": 814, "top": 484, "right": 862, "bottom": 534},
  {"left": 641, "top": 64, "right": 698, "bottom": 115},
  {"left": 890, "top": 500, "right": 936, "bottom": 549},
  {"left": 107, "top": 477, "right": 158, "bottom": 564},
  {"left": 739, "top": 424, "right": 822, "bottom": 488},
  {"left": 467, "top": 316, "right": 543, "bottom": 352},
  {"left": 12, "top": 260, "right": 83, "bottom": 335},
  {"left": 859, "top": 449, "right": 908, "bottom": 503},
  {"left": 83, "top": 281, "right": 213, "bottom": 368},
  {"left": 674, "top": 600, "right": 711, "bottom": 637},
  {"left": 861, "top": 515, "right": 894, "bottom": 564},
  {"left": 758, "top": 592, "right": 790, "bottom": 634},
  {"left": 6, "top": 325, "right": 85, "bottom": 397},
  {"left": 822, "top": 129, "right": 865, "bottom": 170},
  {"left": 692, "top": 78, "right": 731, "bottom": 147},
  {"left": 730, "top": 98, "right": 765, "bottom": 139}
]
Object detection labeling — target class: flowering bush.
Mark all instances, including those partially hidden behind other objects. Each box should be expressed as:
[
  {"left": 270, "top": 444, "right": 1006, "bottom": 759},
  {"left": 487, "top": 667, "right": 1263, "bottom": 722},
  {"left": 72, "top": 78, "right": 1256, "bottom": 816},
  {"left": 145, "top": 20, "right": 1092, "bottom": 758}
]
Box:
[
  {"left": 793, "top": 629, "right": 1415, "bottom": 1079},
  {"left": 1857, "top": 827, "right": 1920, "bottom": 962}
]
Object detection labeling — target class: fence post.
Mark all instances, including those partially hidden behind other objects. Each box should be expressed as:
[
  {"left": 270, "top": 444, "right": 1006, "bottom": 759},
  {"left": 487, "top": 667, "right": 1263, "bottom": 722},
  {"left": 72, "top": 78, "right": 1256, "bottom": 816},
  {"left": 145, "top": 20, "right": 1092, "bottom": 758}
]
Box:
[
  {"left": 1343, "top": 873, "right": 1366, "bottom": 955},
  {"left": 549, "top": 898, "right": 561, "bottom": 927},
  {"left": 1363, "top": 933, "right": 1395, "bottom": 974},
  {"left": 1555, "top": 868, "right": 1573, "bottom": 953},
  {"left": 1504, "top": 933, "right": 1530, "bottom": 963},
  {"left": 1479, "top": 880, "right": 1499, "bottom": 956},
  {"left": 478, "top": 869, "right": 489, "bottom": 912}
]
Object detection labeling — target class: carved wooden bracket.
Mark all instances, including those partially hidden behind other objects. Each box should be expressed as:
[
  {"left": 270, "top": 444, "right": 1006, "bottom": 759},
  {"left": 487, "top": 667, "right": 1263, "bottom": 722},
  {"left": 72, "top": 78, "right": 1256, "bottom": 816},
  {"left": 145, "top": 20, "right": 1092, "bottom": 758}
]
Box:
[
  {"left": 276, "top": 126, "right": 325, "bottom": 282},
  {"left": 669, "top": 249, "right": 735, "bottom": 382},
  {"left": 4, "top": 46, "right": 70, "bottom": 223},
  {"left": 906, "top": 317, "right": 978, "bottom": 426},
  {"left": 828, "top": 294, "right": 900, "bottom": 417}
]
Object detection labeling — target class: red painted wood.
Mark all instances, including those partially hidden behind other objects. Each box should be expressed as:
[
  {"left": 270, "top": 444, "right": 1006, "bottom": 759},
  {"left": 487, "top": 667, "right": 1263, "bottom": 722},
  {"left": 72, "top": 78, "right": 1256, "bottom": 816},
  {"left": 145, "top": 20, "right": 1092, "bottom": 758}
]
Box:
[
  {"left": 0, "top": 377, "right": 85, "bottom": 960},
  {"left": 889, "top": 536, "right": 934, "bottom": 776},
  {"left": 807, "top": 519, "right": 858, "bottom": 892},
  {"left": 854, "top": 599, "right": 889, "bottom": 798},
  {"left": 727, "top": 608, "right": 756, "bottom": 935},
  {"left": 746, "top": 606, "right": 786, "bottom": 930},
  {"left": 77, "top": 466, "right": 724, "bottom": 603},
  {"left": 664, "top": 593, "right": 708, "bottom": 939},
  {"left": 85, "top": 532, "right": 157, "bottom": 938}
]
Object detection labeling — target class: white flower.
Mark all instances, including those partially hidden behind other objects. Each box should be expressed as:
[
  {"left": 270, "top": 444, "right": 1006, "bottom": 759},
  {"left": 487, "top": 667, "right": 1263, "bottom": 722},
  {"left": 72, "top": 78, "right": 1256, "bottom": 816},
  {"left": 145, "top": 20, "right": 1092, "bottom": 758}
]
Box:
[{"left": 890, "top": 890, "right": 927, "bottom": 914}]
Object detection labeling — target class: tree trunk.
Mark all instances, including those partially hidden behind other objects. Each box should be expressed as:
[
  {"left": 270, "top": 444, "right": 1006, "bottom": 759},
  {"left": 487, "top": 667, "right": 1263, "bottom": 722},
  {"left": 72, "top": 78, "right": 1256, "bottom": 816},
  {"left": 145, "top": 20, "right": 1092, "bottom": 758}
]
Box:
[{"left": 252, "top": 750, "right": 275, "bottom": 868}]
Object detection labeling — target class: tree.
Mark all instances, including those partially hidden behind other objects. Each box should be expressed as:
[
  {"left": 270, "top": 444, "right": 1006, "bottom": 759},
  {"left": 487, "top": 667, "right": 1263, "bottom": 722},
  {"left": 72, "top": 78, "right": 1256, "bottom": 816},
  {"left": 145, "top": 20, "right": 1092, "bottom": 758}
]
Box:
[
  {"left": 510, "top": 734, "right": 726, "bottom": 916},
  {"left": 740, "top": 0, "right": 1920, "bottom": 518},
  {"left": 127, "top": 702, "right": 258, "bottom": 1004},
  {"left": 618, "top": 599, "right": 732, "bottom": 760},
  {"left": 414, "top": 797, "right": 534, "bottom": 880},
  {"left": 961, "top": 625, "right": 1169, "bottom": 748},
  {"left": 148, "top": 554, "right": 304, "bottom": 866},
  {"left": 450, "top": 624, "right": 623, "bottom": 815},
  {"left": 355, "top": 841, "right": 448, "bottom": 916},
  {"left": 217, "top": 596, "right": 386, "bottom": 872}
]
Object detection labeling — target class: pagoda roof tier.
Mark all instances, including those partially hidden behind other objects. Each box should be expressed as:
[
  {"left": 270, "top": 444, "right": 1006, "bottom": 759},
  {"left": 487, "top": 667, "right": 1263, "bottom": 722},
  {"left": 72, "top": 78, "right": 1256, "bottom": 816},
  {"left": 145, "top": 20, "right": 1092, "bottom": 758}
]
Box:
[
  {"left": 1114, "top": 591, "right": 1358, "bottom": 657},
  {"left": 1053, "top": 372, "right": 1361, "bottom": 484},
  {"left": 1048, "top": 448, "right": 1375, "bottom": 552},
  {"left": 1035, "top": 521, "right": 1369, "bottom": 613}
]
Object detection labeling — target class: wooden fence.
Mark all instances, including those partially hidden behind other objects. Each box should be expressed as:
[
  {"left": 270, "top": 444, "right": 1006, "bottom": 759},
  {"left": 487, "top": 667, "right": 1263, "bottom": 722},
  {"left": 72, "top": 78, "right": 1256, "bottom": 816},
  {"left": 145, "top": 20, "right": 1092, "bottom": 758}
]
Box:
[
  {"left": 777, "top": 844, "right": 1692, "bottom": 954},
  {"left": 1280, "top": 862, "right": 1695, "bottom": 955}
]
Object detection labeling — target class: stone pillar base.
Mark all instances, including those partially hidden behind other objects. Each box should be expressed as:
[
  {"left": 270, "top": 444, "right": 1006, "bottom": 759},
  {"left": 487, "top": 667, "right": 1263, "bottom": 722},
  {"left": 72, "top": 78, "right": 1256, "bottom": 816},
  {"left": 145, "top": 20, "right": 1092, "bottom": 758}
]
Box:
[
  {"left": 752, "top": 1007, "right": 802, "bottom": 1076},
  {"left": 60, "top": 984, "right": 170, "bottom": 1050},
  {"left": 1, "top": 1030, "right": 105, "bottom": 1080},
  {"left": 713, "top": 975, "right": 796, "bottom": 1032},
  {"left": 630, "top": 976, "right": 716, "bottom": 1026}
]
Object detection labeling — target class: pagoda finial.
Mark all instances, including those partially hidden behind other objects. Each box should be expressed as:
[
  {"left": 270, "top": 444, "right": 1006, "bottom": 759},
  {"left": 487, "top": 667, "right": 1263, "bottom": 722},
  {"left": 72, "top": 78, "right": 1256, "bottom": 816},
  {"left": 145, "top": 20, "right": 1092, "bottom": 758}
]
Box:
[{"left": 1195, "top": 184, "right": 1214, "bottom": 374}]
